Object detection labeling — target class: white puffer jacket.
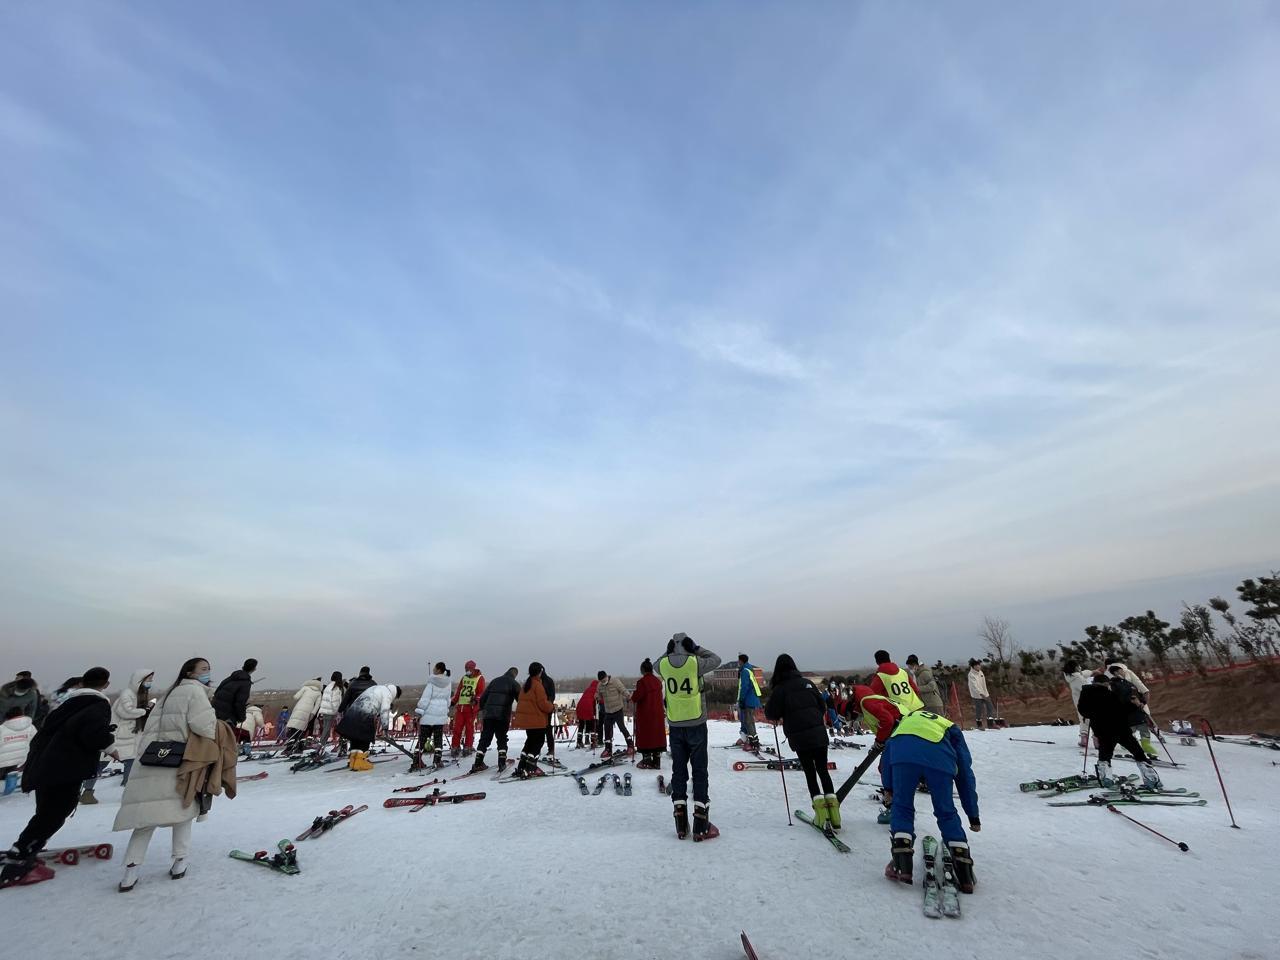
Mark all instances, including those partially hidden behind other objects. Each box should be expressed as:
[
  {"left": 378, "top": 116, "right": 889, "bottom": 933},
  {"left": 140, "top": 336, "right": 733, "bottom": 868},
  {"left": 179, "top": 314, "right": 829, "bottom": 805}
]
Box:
[
  {"left": 287, "top": 679, "right": 324, "bottom": 732},
  {"left": 319, "top": 682, "right": 344, "bottom": 717},
  {"left": 113, "top": 679, "right": 218, "bottom": 832},
  {"left": 240, "top": 705, "right": 265, "bottom": 738},
  {"left": 415, "top": 674, "right": 451, "bottom": 726},
  {"left": 349, "top": 684, "right": 397, "bottom": 728},
  {"left": 968, "top": 668, "right": 990, "bottom": 699},
  {"left": 0, "top": 715, "right": 35, "bottom": 769},
  {"left": 1106, "top": 662, "right": 1149, "bottom": 696},
  {"left": 111, "top": 669, "right": 154, "bottom": 761}
]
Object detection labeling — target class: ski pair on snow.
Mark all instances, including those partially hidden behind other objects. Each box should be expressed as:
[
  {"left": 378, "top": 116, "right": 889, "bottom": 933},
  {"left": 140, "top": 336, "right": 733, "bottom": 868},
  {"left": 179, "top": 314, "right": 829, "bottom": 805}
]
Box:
[
  {"left": 295, "top": 804, "right": 368, "bottom": 841},
  {"left": 383, "top": 791, "right": 486, "bottom": 810},
  {"left": 921, "top": 836, "right": 962, "bottom": 919},
  {"left": 228, "top": 840, "right": 299, "bottom": 875}
]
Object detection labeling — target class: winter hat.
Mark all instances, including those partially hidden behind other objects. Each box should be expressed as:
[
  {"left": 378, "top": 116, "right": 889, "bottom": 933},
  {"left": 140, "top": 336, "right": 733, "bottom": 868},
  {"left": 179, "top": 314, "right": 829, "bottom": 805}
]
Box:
[{"left": 465, "top": 660, "right": 477, "bottom": 671}]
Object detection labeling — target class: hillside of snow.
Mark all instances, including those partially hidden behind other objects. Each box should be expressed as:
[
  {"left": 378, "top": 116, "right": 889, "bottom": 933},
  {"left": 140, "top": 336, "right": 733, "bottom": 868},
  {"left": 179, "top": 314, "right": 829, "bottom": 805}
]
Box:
[{"left": 1, "top": 721, "right": 1275, "bottom": 960}]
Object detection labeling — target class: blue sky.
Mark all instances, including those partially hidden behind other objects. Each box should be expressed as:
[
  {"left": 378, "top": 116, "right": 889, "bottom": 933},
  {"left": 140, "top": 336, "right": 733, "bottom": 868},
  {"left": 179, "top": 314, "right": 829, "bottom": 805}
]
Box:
[{"left": 2, "top": 3, "right": 1278, "bottom": 687}]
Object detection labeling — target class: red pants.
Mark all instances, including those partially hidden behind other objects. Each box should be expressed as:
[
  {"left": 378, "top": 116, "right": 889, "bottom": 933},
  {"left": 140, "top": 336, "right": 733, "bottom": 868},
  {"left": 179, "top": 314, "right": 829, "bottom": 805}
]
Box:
[{"left": 451, "top": 704, "right": 478, "bottom": 751}]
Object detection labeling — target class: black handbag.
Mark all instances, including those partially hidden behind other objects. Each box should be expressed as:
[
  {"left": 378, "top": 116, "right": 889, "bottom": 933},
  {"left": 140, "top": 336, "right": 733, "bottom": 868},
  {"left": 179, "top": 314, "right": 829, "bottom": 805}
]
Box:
[{"left": 138, "top": 739, "right": 186, "bottom": 767}]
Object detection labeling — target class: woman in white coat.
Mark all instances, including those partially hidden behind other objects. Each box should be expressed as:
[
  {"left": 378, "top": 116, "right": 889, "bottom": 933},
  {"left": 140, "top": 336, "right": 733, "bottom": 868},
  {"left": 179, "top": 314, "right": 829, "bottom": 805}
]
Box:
[
  {"left": 414, "top": 663, "right": 452, "bottom": 769},
  {"left": 238, "top": 705, "right": 265, "bottom": 757},
  {"left": 317, "top": 672, "right": 345, "bottom": 748},
  {"left": 282, "top": 678, "right": 324, "bottom": 752},
  {"left": 113, "top": 657, "right": 218, "bottom": 891},
  {"left": 111, "top": 669, "right": 154, "bottom": 786}
]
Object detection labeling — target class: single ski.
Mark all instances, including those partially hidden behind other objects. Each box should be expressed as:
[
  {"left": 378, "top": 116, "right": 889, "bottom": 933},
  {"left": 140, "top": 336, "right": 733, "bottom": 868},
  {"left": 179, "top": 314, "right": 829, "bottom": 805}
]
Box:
[
  {"left": 938, "top": 842, "right": 962, "bottom": 918},
  {"left": 623, "top": 772, "right": 632, "bottom": 796},
  {"left": 228, "top": 839, "right": 300, "bottom": 875},
  {"left": 794, "top": 810, "right": 851, "bottom": 853},
  {"left": 921, "top": 836, "right": 942, "bottom": 918},
  {"left": 657, "top": 774, "right": 668, "bottom": 795},
  {"left": 612, "top": 774, "right": 624, "bottom": 795},
  {"left": 387, "top": 791, "right": 486, "bottom": 810},
  {"left": 392, "top": 777, "right": 446, "bottom": 793},
  {"left": 1047, "top": 795, "right": 1206, "bottom": 807},
  {"left": 236, "top": 771, "right": 268, "bottom": 782},
  {"left": 741, "top": 931, "right": 761, "bottom": 960},
  {"left": 731, "top": 759, "right": 836, "bottom": 772},
  {"left": 36, "top": 842, "right": 114, "bottom": 866},
  {"left": 574, "top": 774, "right": 590, "bottom": 795},
  {"left": 592, "top": 774, "right": 609, "bottom": 796}
]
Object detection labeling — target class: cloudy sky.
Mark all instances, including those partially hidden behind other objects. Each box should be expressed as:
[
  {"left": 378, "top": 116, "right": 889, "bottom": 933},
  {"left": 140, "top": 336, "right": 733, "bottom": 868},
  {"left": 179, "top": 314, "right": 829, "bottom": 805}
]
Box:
[{"left": 2, "top": 3, "right": 1277, "bottom": 688}]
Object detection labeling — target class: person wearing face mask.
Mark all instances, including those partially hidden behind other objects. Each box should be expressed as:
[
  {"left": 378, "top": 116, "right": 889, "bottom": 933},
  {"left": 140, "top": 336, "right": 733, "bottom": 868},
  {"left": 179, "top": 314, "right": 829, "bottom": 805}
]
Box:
[
  {"left": 113, "top": 658, "right": 219, "bottom": 891},
  {"left": 110, "top": 670, "right": 155, "bottom": 786}
]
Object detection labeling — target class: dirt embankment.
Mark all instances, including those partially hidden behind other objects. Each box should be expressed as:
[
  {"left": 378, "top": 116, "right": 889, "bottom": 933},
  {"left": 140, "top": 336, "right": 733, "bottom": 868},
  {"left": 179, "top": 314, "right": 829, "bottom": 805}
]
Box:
[{"left": 993, "top": 661, "right": 1280, "bottom": 735}]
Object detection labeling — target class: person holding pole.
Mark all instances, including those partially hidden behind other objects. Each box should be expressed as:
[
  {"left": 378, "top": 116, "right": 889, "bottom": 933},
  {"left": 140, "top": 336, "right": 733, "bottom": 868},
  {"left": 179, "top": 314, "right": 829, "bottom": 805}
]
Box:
[{"left": 764, "top": 654, "right": 837, "bottom": 831}]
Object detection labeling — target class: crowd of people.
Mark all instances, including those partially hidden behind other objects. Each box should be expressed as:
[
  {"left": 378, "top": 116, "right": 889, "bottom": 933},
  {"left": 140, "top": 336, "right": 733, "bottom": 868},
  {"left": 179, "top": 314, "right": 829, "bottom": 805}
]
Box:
[{"left": 5, "top": 637, "right": 1099, "bottom": 896}]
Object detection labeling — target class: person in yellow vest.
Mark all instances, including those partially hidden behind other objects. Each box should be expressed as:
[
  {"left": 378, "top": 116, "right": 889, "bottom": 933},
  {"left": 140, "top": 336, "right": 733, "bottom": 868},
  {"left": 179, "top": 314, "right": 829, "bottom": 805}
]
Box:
[
  {"left": 735, "top": 654, "right": 762, "bottom": 753},
  {"left": 449, "top": 661, "right": 486, "bottom": 757},
  {"left": 880, "top": 709, "right": 980, "bottom": 893},
  {"left": 655, "top": 633, "right": 721, "bottom": 841},
  {"left": 868, "top": 650, "right": 924, "bottom": 715}
]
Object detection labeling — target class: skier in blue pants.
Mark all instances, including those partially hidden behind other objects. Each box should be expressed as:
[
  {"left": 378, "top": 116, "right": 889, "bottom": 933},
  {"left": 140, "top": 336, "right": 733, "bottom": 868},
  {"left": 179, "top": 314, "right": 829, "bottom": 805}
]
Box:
[{"left": 880, "top": 709, "right": 980, "bottom": 892}]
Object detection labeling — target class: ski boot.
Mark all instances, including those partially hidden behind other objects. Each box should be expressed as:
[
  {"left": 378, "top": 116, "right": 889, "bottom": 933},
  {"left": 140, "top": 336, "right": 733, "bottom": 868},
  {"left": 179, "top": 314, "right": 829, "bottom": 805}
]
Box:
[
  {"left": 746, "top": 736, "right": 760, "bottom": 754},
  {"left": 349, "top": 750, "right": 374, "bottom": 772},
  {"left": 824, "top": 794, "right": 842, "bottom": 831},
  {"left": 496, "top": 749, "right": 508, "bottom": 771},
  {"left": 692, "top": 801, "right": 719, "bottom": 841},
  {"left": 636, "top": 752, "right": 655, "bottom": 769},
  {"left": 470, "top": 751, "right": 488, "bottom": 773},
  {"left": 600, "top": 744, "right": 613, "bottom": 760},
  {"left": 947, "top": 841, "right": 976, "bottom": 893},
  {"left": 1094, "top": 760, "right": 1114, "bottom": 788},
  {"left": 512, "top": 752, "right": 541, "bottom": 779},
  {"left": 810, "top": 795, "right": 830, "bottom": 830},
  {"left": 876, "top": 805, "right": 892, "bottom": 825},
  {"left": 449, "top": 748, "right": 460, "bottom": 759},
  {"left": 1138, "top": 761, "right": 1162, "bottom": 790},
  {"left": 625, "top": 738, "right": 635, "bottom": 757},
  {"left": 673, "top": 800, "right": 689, "bottom": 840},
  {"left": 0, "top": 847, "right": 53, "bottom": 888},
  {"left": 79, "top": 787, "right": 98, "bottom": 805},
  {"left": 432, "top": 749, "right": 444, "bottom": 770},
  {"left": 884, "top": 832, "right": 913, "bottom": 884}
]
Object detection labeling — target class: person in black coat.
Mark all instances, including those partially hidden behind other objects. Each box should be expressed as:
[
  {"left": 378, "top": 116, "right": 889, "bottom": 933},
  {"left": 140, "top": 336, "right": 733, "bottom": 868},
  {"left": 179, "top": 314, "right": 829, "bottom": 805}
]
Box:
[
  {"left": 1077, "top": 673, "right": 1161, "bottom": 789},
  {"left": 1, "top": 667, "right": 119, "bottom": 886},
  {"left": 764, "top": 654, "right": 839, "bottom": 830},
  {"left": 340, "top": 666, "right": 375, "bottom": 713},
  {"left": 211, "top": 659, "right": 257, "bottom": 724},
  {"left": 470, "top": 667, "right": 520, "bottom": 773},
  {"left": 541, "top": 670, "right": 558, "bottom": 761}
]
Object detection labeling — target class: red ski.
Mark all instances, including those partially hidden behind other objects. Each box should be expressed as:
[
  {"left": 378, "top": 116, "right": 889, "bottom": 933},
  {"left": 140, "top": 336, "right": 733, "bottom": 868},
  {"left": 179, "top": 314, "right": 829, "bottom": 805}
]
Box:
[
  {"left": 236, "top": 772, "right": 268, "bottom": 783},
  {"left": 741, "top": 931, "right": 761, "bottom": 959},
  {"left": 36, "top": 843, "right": 114, "bottom": 866},
  {"left": 732, "top": 759, "right": 836, "bottom": 772},
  {"left": 391, "top": 777, "right": 446, "bottom": 793}
]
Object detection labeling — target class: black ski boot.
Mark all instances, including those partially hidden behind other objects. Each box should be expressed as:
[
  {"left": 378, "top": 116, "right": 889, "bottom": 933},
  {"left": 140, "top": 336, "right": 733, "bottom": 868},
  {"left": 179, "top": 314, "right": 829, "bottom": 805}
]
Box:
[
  {"left": 497, "top": 749, "right": 508, "bottom": 771},
  {"left": 673, "top": 800, "right": 689, "bottom": 840},
  {"left": 692, "top": 801, "right": 719, "bottom": 841},
  {"left": 470, "top": 751, "right": 488, "bottom": 773},
  {"left": 947, "top": 841, "right": 976, "bottom": 893},
  {"left": 885, "top": 832, "right": 914, "bottom": 884},
  {"left": 432, "top": 749, "right": 443, "bottom": 769}
]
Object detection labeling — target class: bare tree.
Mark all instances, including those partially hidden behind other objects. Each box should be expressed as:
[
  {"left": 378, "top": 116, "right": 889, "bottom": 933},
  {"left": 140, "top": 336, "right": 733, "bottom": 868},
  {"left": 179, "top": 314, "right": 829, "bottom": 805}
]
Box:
[{"left": 978, "top": 616, "right": 1016, "bottom": 665}]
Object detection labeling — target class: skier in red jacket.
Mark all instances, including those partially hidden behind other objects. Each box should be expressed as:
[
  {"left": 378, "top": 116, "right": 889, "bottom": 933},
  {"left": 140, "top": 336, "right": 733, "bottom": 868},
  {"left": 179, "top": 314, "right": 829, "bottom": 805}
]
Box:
[
  {"left": 575, "top": 679, "right": 599, "bottom": 748},
  {"left": 867, "top": 650, "right": 924, "bottom": 715},
  {"left": 850, "top": 685, "right": 902, "bottom": 744}
]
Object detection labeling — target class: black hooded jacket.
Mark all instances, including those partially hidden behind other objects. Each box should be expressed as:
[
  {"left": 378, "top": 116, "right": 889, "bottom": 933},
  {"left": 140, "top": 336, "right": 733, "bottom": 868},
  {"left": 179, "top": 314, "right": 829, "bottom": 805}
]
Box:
[
  {"left": 479, "top": 673, "right": 521, "bottom": 721},
  {"left": 22, "top": 691, "right": 116, "bottom": 791},
  {"left": 1076, "top": 680, "right": 1131, "bottom": 732},
  {"left": 341, "top": 672, "right": 375, "bottom": 712},
  {"left": 212, "top": 670, "right": 253, "bottom": 724},
  {"left": 764, "top": 663, "right": 828, "bottom": 752}
]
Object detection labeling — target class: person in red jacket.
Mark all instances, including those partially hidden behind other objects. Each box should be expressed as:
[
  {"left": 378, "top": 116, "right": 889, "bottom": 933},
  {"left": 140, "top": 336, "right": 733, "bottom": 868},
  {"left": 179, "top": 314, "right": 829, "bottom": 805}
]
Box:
[
  {"left": 575, "top": 678, "right": 599, "bottom": 748},
  {"left": 867, "top": 650, "right": 924, "bottom": 716},
  {"left": 630, "top": 659, "right": 666, "bottom": 769},
  {"left": 850, "top": 685, "right": 902, "bottom": 745},
  {"left": 449, "top": 661, "right": 486, "bottom": 757}
]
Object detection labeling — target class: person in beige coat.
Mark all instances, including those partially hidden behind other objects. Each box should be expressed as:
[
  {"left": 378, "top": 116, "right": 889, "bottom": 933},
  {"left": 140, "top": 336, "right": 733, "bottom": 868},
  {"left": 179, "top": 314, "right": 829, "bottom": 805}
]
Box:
[
  {"left": 113, "top": 658, "right": 218, "bottom": 891},
  {"left": 282, "top": 678, "right": 324, "bottom": 753},
  {"left": 238, "top": 704, "right": 265, "bottom": 757}
]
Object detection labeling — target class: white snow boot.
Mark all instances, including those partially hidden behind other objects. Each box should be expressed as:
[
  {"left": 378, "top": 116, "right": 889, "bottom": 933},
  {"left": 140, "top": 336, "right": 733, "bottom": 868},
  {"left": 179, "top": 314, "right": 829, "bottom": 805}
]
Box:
[
  {"left": 1138, "top": 762, "right": 1162, "bottom": 790},
  {"left": 1094, "top": 760, "right": 1114, "bottom": 788}
]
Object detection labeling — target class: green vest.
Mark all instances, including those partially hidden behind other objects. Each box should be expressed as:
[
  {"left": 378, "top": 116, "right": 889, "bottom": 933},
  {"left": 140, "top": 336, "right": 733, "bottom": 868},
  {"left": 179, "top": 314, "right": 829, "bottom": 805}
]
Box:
[
  {"left": 738, "top": 667, "right": 761, "bottom": 702},
  {"left": 876, "top": 667, "right": 925, "bottom": 714},
  {"left": 658, "top": 656, "right": 703, "bottom": 723},
  {"left": 457, "top": 675, "right": 479, "bottom": 705},
  {"left": 893, "top": 710, "right": 952, "bottom": 743},
  {"left": 860, "top": 693, "right": 895, "bottom": 734}
]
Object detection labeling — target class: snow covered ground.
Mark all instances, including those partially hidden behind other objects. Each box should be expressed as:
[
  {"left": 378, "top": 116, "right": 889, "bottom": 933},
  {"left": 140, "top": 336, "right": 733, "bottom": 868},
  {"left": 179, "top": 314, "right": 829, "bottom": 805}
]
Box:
[{"left": 2, "top": 721, "right": 1276, "bottom": 960}]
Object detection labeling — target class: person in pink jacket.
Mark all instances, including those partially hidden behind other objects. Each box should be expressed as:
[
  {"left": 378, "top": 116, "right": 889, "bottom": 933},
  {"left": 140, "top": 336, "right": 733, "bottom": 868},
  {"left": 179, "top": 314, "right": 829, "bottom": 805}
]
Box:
[{"left": 575, "top": 679, "right": 599, "bottom": 748}]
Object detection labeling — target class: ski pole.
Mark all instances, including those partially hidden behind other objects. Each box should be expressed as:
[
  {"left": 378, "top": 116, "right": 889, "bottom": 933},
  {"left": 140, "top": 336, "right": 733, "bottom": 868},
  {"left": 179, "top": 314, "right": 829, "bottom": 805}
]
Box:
[
  {"left": 1009, "top": 738, "right": 1054, "bottom": 744},
  {"left": 773, "top": 724, "right": 792, "bottom": 826},
  {"left": 1106, "top": 804, "right": 1189, "bottom": 851},
  {"left": 835, "top": 741, "right": 884, "bottom": 803},
  {"left": 1197, "top": 717, "right": 1241, "bottom": 829},
  {"left": 1082, "top": 728, "right": 1091, "bottom": 776}
]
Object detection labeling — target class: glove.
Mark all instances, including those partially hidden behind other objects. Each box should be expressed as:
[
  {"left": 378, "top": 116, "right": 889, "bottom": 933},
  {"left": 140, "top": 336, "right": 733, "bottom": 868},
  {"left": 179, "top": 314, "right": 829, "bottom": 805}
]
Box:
[
  {"left": 681, "top": 636, "right": 698, "bottom": 654},
  {"left": 969, "top": 817, "right": 981, "bottom": 832}
]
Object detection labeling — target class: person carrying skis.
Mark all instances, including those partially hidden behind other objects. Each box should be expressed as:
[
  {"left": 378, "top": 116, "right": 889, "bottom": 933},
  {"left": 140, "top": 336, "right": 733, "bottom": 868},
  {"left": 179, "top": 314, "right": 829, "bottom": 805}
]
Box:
[
  {"left": 336, "top": 682, "right": 402, "bottom": 771},
  {"left": 880, "top": 709, "right": 980, "bottom": 892},
  {"left": 510, "top": 663, "right": 553, "bottom": 779},
  {"left": 736, "top": 654, "right": 762, "bottom": 752},
  {"left": 765, "top": 655, "right": 839, "bottom": 831},
  {"left": 414, "top": 662, "right": 452, "bottom": 770},
  {"left": 596, "top": 671, "right": 633, "bottom": 759},
  {"left": 472, "top": 667, "right": 520, "bottom": 772},
  {"left": 1, "top": 668, "right": 119, "bottom": 888},
  {"left": 211, "top": 659, "right": 256, "bottom": 726},
  {"left": 631, "top": 658, "right": 666, "bottom": 769},
  {"left": 656, "top": 633, "right": 722, "bottom": 840},
  {"left": 905, "top": 655, "right": 946, "bottom": 714},
  {"left": 450, "top": 661, "right": 485, "bottom": 757},
  {"left": 869, "top": 650, "right": 924, "bottom": 715},
  {"left": 1076, "top": 674, "right": 1161, "bottom": 789},
  {"left": 576, "top": 676, "right": 599, "bottom": 748}
]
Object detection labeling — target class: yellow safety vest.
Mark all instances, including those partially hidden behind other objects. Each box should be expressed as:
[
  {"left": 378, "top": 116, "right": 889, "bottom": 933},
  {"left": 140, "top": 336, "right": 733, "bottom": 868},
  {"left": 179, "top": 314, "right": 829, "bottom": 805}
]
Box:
[
  {"left": 738, "top": 666, "right": 761, "bottom": 702},
  {"left": 859, "top": 693, "right": 895, "bottom": 734},
  {"left": 892, "top": 710, "right": 952, "bottom": 743},
  {"left": 457, "top": 675, "right": 479, "bottom": 706},
  {"left": 658, "top": 656, "right": 703, "bottom": 723},
  {"left": 876, "top": 667, "right": 924, "bottom": 714}
]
